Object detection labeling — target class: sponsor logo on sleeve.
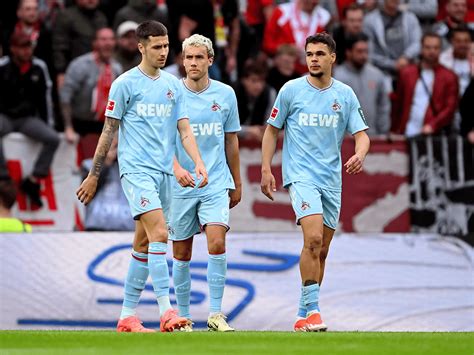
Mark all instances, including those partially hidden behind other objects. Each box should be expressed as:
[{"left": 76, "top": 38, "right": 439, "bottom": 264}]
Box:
[
  {"left": 269, "top": 107, "right": 279, "bottom": 121},
  {"left": 106, "top": 100, "right": 115, "bottom": 112}
]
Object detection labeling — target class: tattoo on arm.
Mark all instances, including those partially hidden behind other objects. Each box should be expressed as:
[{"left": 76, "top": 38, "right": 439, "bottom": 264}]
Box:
[
  {"left": 90, "top": 118, "right": 120, "bottom": 177},
  {"left": 181, "top": 134, "right": 189, "bottom": 143}
]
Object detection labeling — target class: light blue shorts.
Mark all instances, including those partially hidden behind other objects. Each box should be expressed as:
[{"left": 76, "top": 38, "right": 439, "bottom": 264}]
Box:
[
  {"left": 121, "top": 172, "right": 173, "bottom": 220},
  {"left": 288, "top": 181, "right": 341, "bottom": 230},
  {"left": 168, "top": 189, "right": 230, "bottom": 241}
]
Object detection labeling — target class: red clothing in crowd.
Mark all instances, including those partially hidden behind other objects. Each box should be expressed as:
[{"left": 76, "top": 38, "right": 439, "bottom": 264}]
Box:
[
  {"left": 246, "top": 0, "right": 273, "bottom": 26},
  {"left": 263, "top": 1, "right": 330, "bottom": 74},
  {"left": 391, "top": 64, "right": 459, "bottom": 134}
]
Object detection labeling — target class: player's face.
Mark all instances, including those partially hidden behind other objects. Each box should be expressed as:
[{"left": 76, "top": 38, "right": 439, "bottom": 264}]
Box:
[
  {"left": 139, "top": 35, "right": 169, "bottom": 69},
  {"left": 305, "top": 42, "right": 335, "bottom": 78},
  {"left": 183, "top": 45, "right": 213, "bottom": 81}
]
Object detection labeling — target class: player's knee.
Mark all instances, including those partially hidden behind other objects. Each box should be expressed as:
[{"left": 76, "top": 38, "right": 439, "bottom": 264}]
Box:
[
  {"left": 208, "top": 239, "right": 225, "bottom": 255},
  {"left": 148, "top": 227, "right": 168, "bottom": 243},
  {"left": 304, "top": 234, "right": 323, "bottom": 255},
  {"left": 173, "top": 244, "right": 192, "bottom": 261}
]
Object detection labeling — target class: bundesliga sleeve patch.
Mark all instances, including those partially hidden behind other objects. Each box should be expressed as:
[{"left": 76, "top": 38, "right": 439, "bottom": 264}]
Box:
[
  {"left": 106, "top": 100, "right": 115, "bottom": 112},
  {"left": 269, "top": 107, "right": 279, "bottom": 121}
]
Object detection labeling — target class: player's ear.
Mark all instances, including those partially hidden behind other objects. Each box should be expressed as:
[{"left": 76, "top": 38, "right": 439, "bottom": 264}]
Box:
[
  {"left": 137, "top": 41, "right": 145, "bottom": 55},
  {"left": 208, "top": 56, "right": 214, "bottom": 66},
  {"left": 330, "top": 52, "right": 336, "bottom": 64}
]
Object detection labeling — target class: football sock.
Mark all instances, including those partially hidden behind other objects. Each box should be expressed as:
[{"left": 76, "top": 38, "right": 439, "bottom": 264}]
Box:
[
  {"left": 148, "top": 242, "right": 172, "bottom": 316},
  {"left": 302, "top": 283, "right": 320, "bottom": 315},
  {"left": 120, "top": 250, "right": 149, "bottom": 320},
  {"left": 173, "top": 258, "right": 191, "bottom": 319},
  {"left": 297, "top": 286, "right": 307, "bottom": 318},
  {"left": 207, "top": 253, "right": 226, "bottom": 314}
]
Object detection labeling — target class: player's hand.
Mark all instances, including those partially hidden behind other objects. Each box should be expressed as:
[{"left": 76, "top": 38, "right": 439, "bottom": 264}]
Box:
[
  {"left": 64, "top": 126, "right": 78, "bottom": 144},
  {"left": 195, "top": 161, "right": 208, "bottom": 188},
  {"left": 344, "top": 154, "right": 365, "bottom": 175},
  {"left": 261, "top": 170, "right": 276, "bottom": 201},
  {"left": 174, "top": 165, "right": 195, "bottom": 188},
  {"left": 76, "top": 175, "right": 98, "bottom": 205},
  {"left": 229, "top": 183, "right": 242, "bottom": 209}
]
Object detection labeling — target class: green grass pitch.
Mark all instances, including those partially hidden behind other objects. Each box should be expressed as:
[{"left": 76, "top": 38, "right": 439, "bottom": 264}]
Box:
[{"left": 1, "top": 331, "right": 473, "bottom": 355}]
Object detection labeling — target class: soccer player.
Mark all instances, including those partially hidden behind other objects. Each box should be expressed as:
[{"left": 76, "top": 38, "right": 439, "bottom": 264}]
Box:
[
  {"left": 76, "top": 21, "right": 208, "bottom": 333},
  {"left": 260, "top": 33, "right": 370, "bottom": 332},
  {"left": 169, "top": 34, "right": 241, "bottom": 332}
]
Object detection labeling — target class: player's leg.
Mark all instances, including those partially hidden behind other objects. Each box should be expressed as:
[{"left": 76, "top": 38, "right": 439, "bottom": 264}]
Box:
[
  {"left": 117, "top": 220, "right": 154, "bottom": 332},
  {"left": 319, "top": 226, "right": 335, "bottom": 285},
  {"left": 200, "top": 191, "right": 234, "bottom": 331},
  {"left": 169, "top": 197, "right": 200, "bottom": 325}
]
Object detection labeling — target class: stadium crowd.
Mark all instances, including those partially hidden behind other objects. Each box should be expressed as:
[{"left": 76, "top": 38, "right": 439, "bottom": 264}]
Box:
[{"left": 0, "top": 0, "right": 473, "bottom": 230}]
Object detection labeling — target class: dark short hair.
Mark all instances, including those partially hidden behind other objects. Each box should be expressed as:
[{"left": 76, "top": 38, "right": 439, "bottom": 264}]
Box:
[
  {"left": 136, "top": 21, "right": 167, "bottom": 43},
  {"left": 0, "top": 180, "right": 17, "bottom": 209},
  {"left": 421, "top": 31, "right": 442, "bottom": 45},
  {"left": 10, "top": 31, "right": 32, "bottom": 47},
  {"left": 241, "top": 60, "right": 268, "bottom": 79},
  {"left": 346, "top": 32, "right": 369, "bottom": 50},
  {"left": 305, "top": 32, "right": 336, "bottom": 53},
  {"left": 342, "top": 3, "right": 364, "bottom": 19},
  {"left": 449, "top": 24, "right": 473, "bottom": 41}
]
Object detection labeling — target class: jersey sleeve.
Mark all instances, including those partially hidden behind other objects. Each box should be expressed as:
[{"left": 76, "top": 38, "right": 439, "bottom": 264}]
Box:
[
  {"left": 175, "top": 83, "right": 189, "bottom": 122},
  {"left": 345, "top": 87, "right": 369, "bottom": 134},
  {"left": 224, "top": 89, "right": 241, "bottom": 133},
  {"left": 266, "top": 84, "right": 291, "bottom": 129},
  {"left": 105, "top": 78, "right": 129, "bottom": 120}
]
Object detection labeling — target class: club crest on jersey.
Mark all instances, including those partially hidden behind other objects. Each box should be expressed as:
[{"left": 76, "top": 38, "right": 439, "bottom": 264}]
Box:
[
  {"left": 211, "top": 100, "right": 221, "bottom": 111},
  {"left": 332, "top": 99, "right": 341, "bottom": 112},
  {"left": 140, "top": 196, "right": 150, "bottom": 207},
  {"left": 301, "top": 201, "right": 310, "bottom": 211},
  {"left": 168, "top": 225, "right": 175, "bottom": 235},
  {"left": 166, "top": 89, "right": 174, "bottom": 100},
  {"left": 106, "top": 100, "right": 115, "bottom": 112},
  {"left": 269, "top": 107, "right": 279, "bottom": 121}
]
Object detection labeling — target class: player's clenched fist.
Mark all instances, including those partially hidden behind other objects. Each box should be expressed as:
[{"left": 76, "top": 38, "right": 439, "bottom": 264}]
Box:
[
  {"left": 76, "top": 175, "right": 98, "bottom": 205},
  {"left": 261, "top": 170, "right": 276, "bottom": 201}
]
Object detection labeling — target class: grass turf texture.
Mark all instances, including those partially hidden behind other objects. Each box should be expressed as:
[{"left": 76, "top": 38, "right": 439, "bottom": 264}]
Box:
[{"left": 1, "top": 331, "right": 473, "bottom": 355}]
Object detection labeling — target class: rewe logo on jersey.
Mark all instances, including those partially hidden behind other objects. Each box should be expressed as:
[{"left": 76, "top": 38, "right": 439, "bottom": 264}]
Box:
[
  {"left": 137, "top": 103, "right": 172, "bottom": 117},
  {"left": 190, "top": 122, "right": 223, "bottom": 136},
  {"left": 298, "top": 112, "right": 339, "bottom": 128}
]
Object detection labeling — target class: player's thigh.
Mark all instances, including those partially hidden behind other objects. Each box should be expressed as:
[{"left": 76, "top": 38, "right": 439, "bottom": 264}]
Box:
[
  {"left": 288, "top": 181, "right": 323, "bottom": 226},
  {"left": 139, "top": 208, "right": 168, "bottom": 243},
  {"left": 168, "top": 197, "right": 200, "bottom": 242},
  {"left": 322, "top": 225, "right": 336, "bottom": 253},
  {"left": 120, "top": 172, "right": 163, "bottom": 220},
  {"left": 299, "top": 213, "right": 324, "bottom": 246},
  {"left": 132, "top": 220, "right": 149, "bottom": 253},
  {"left": 320, "top": 188, "right": 341, "bottom": 231}
]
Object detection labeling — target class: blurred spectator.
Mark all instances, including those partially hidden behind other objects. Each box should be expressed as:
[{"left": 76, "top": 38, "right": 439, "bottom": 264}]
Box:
[
  {"left": 459, "top": 78, "right": 474, "bottom": 143},
  {"left": 440, "top": 25, "right": 473, "bottom": 96},
  {"left": 60, "top": 28, "right": 122, "bottom": 139},
  {"left": 333, "top": 3, "right": 365, "bottom": 65},
  {"left": 37, "top": 0, "right": 64, "bottom": 31},
  {"left": 114, "top": 20, "right": 140, "bottom": 72},
  {"left": 171, "top": 0, "right": 240, "bottom": 83},
  {"left": 113, "top": 0, "right": 169, "bottom": 32},
  {"left": 81, "top": 135, "right": 134, "bottom": 231},
  {"left": 263, "top": 0, "right": 331, "bottom": 74},
  {"left": 433, "top": 0, "right": 471, "bottom": 49},
  {"left": 391, "top": 33, "right": 459, "bottom": 137},
  {"left": 399, "top": 0, "right": 438, "bottom": 28},
  {"left": 0, "top": 32, "right": 59, "bottom": 207},
  {"left": 267, "top": 44, "right": 300, "bottom": 92},
  {"left": 0, "top": 180, "right": 32, "bottom": 233},
  {"left": 245, "top": 0, "right": 274, "bottom": 52},
  {"left": 163, "top": 49, "right": 186, "bottom": 79},
  {"left": 97, "top": 0, "right": 127, "bottom": 26},
  {"left": 334, "top": 33, "right": 391, "bottom": 135},
  {"left": 235, "top": 61, "right": 276, "bottom": 141},
  {"left": 363, "top": 0, "right": 422, "bottom": 84},
  {"left": 52, "top": 0, "right": 107, "bottom": 89}
]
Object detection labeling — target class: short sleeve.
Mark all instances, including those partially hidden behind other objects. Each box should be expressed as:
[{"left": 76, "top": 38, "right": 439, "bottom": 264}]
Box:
[
  {"left": 345, "top": 88, "right": 369, "bottom": 135},
  {"left": 224, "top": 89, "right": 241, "bottom": 133},
  {"left": 174, "top": 82, "right": 189, "bottom": 122},
  {"left": 105, "top": 78, "right": 129, "bottom": 120},
  {"left": 266, "top": 84, "right": 291, "bottom": 129}
]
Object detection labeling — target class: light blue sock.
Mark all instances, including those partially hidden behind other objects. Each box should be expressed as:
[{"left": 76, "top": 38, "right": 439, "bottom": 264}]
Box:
[
  {"left": 302, "top": 283, "right": 320, "bottom": 315},
  {"left": 297, "top": 286, "right": 307, "bottom": 318},
  {"left": 148, "top": 242, "right": 172, "bottom": 316},
  {"left": 173, "top": 258, "right": 191, "bottom": 319},
  {"left": 207, "top": 253, "right": 227, "bottom": 314},
  {"left": 120, "top": 250, "right": 149, "bottom": 320}
]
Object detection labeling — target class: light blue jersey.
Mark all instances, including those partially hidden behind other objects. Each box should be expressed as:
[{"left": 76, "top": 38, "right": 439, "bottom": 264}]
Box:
[
  {"left": 105, "top": 67, "right": 188, "bottom": 176},
  {"left": 267, "top": 76, "right": 368, "bottom": 190},
  {"left": 174, "top": 79, "right": 241, "bottom": 197}
]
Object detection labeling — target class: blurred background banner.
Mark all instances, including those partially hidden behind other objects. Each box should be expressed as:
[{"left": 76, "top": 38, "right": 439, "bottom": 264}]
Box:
[{"left": 1, "top": 232, "right": 472, "bottom": 331}]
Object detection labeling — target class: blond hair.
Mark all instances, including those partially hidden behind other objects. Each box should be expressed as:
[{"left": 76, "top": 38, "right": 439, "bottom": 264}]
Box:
[{"left": 182, "top": 34, "right": 214, "bottom": 58}]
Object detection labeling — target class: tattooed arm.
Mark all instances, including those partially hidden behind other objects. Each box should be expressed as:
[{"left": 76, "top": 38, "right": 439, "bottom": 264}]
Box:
[{"left": 76, "top": 117, "right": 120, "bottom": 204}]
